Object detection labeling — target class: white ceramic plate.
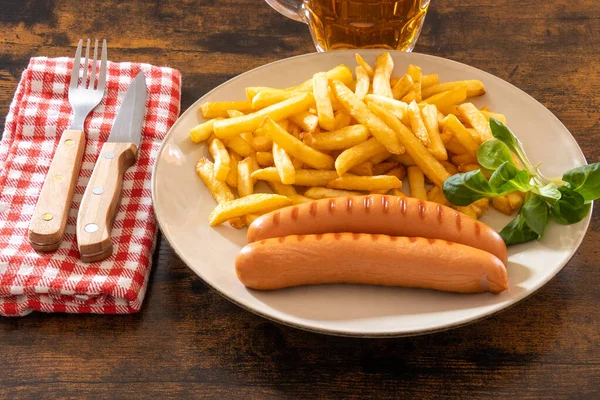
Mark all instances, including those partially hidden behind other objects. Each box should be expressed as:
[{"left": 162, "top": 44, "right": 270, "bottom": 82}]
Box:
[{"left": 152, "top": 50, "right": 590, "bottom": 337}]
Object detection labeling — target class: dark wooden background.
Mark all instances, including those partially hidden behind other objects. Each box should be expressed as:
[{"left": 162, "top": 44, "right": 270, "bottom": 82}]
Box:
[{"left": 1, "top": 0, "right": 599, "bottom": 398}]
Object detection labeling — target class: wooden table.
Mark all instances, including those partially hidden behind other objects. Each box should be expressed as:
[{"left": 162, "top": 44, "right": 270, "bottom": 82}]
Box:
[{"left": 1, "top": 1, "right": 599, "bottom": 398}]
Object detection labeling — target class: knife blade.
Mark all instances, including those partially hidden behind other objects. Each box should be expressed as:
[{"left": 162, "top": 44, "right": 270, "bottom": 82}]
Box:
[{"left": 76, "top": 71, "right": 148, "bottom": 262}]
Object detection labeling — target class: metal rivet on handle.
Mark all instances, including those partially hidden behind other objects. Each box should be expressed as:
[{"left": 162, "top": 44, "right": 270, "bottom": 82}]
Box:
[
  {"left": 42, "top": 213, "right": 53, "bottom": 221},
  {"left": 103, "top": 152, "right": 115, "bottom": 159},
  {"left": 64, "top": 139, "right": 75, "bottom": 146},
  {"left": 84, "top": 223, "right": 98, "bottom": 233},
  {"left": 92, "top": 187, "right": 104, "bottom": 195}
]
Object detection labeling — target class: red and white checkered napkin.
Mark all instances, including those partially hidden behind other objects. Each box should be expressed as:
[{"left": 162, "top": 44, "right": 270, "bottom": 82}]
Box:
[{"left": 0, "top": 57, "right": 181, "bottom": 316}]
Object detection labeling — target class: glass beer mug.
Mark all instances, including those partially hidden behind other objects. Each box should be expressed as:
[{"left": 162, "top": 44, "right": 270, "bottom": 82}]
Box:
[{"left": 265, "top": 0, "right": 430, "bottom": 52}]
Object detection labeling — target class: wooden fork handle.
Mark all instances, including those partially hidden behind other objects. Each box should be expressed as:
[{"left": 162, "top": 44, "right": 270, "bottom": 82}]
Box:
[
  {"left": 28, "top": 129, "right": 86, "bottom": 251},
  {"left": 76, "top": 142, "right": 137, "bottom": 263}
]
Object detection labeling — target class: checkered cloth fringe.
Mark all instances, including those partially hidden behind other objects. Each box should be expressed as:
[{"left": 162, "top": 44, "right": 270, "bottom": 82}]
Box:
[{"left": 0, "top": 57, "right": 181, "bottom": 316}]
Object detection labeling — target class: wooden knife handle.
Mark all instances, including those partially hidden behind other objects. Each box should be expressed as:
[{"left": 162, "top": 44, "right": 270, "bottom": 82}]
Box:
[
  {"left": 28, "top": 129, "right": 86, "bottom": 251},
  {"left": 77, "top": 141, "right": 137, "bottom": 263}
]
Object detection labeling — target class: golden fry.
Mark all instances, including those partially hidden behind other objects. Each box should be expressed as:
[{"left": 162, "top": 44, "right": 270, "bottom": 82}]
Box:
[
  {"left": 422, "top": 86, "right": 468, "bottom": 115},
  {"left": 407, "top": 166, "right": 427, "bottom": 200},
  {"left": 355, "top": 53, "right": 374, "bottom": 78},
  {"left": 289, "top": 111, "right": 319, "bottom": 132},
  {"left": 290, "top": 64, "right": 354, "bottom": 92},
  {"left": 365, "top": 94, "right": 409, "bottom": 122},
  {"left": 427, "top": 185, "right": 451, "bottom": 206},
  {"left": 200, "top": 100, "right": 253, "bottom": 119},
  {"left": 224, "top": 135, "right": 254, "bottom": 157},
  {"left": 407, "top": 100, "right": 430, "bottom": 147},
  {"left": 304, "top": 125, "right": 370, "bottom": 151},
  {"left": 213, "top": 93, "right": 314, "bottom": 138},
  {"left": 368, "top": 103, "right": 451, "bottom": 187},
  {"left": 237, "top": 157, "right": 256, "bottom": 197},
  {"left": 354, "top": 66, "right": 370, "bottom": 101},
  {"left": 289, "top": 194, "right": 313, "bottom": 204},
  {"left": 386, "top": 166, "right": 407, "bottom": 180},
  {"left": 391, "top": 74, "right": 414, "bottom": 100},
  {"left": 389, "top": 153, "right": 417, "bottom": 166},
  {"left": 335, "top": 137, "right": 388, "bottom": 176},
  {"left": 268, "top": 181, "right": 297, "bottom": 197},
  {"left": 245, "top": 86, "right": 274, "bottom": 101},
  {"left": 458, "top": 163, "right": 481, "bottom": 172},
  {"left": 481, "top": 110, "right": 507, "bottom": 125},
  {"left": 190, "top": 118, "right": 222, "bottom": 143},
  {"left": 443, "top": 114, "right": 480, "bottom": 154},
  {"left": 372, "top": 161, "right": 398, "bottom": 175},
  {"left": 209, "top": 194, "right": 292, "bottom": 226},
  {"left": 272, "top": 142, "right": 296, "bottom": 185},
  {"left": 251, "top": 89, "right": 292, "bottom": 109},
  {"left": 369, "top": 152, "right": 392, "bottom": 165},
  {"left": 406, "top": 64, "right": 422, "bottom": 102},
  {"left": 372, "top": 52, "right": 394, "bottom": 98},
  {"left": 391, "top": 188, "right": 407, "bottom": 198},
  {"left": 251, "top": 135, "right": 273, "bottom": 152},
  {"left": 422, "top": 80, "right": 485, "bottom": 100},
  {"left": 262, "top": 118, "right": 334, "bottom": 169},
  {"left": 256, "top": 151, "right": 274, "bottom": 166},
  {"left": 304, "top": 187, "right": 363, "bottom": 199},
  {"left": 313, "top": 72, "right": 336, "bottom": 131},
  {"left": 208, "top": 138, "right": 231, "bottom": 181},
  {"left": 441, "top": 160, "right": 459, "bottom": 175},
  {"left": 420, "top": 104, "right": 448, "bottom": 161},
  {"left": 421, "top": 73, "right": 439, "bottom": 88},
  {"left": 331, "top": 80, "right": 405, "bottom": 155},
  {"left": 225, "top": 152, "right": 241, "bottom": 188},
  {"left": 252, "top": 167, "right": 338, "bottom": 187},
  {"left": 334, "top": 110, "right": 352, "bottom": 130},
  {"left": 451, "top": 152, "right": 478, "bottom": 165},
  {"left": 348, "top": 161, "right": 374, "bottom": 176},
  {"left": 456, "top": 103, "right": 493, "bottom": 142},
  {"left": 328, "top": 174, "right": 402, "bottom": 191}
]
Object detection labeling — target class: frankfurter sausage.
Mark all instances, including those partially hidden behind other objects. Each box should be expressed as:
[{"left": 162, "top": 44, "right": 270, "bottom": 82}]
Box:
[
  {"left": 236, "top": 233, "right": 508, "bottom": 294},
  {"left": 247, "top": 195, "right": 508, "bottom": 265}
]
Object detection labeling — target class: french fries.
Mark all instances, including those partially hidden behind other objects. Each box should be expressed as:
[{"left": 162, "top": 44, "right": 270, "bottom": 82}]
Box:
[
  {"left": 214, "top": 93, "right": 314, "bottom": 138},
  {"left": 373, "top": 53, "right": 394, "bottom": 97},
  {"left": 262, "top": 118, "right": 334, "bottom": 169},
  {"left": 407, "top": 166, "right": 427, "bottom": 200},
  {"left": 313, "top": 72, "right": 336, "bottom": 131},
  {"left": 209, "top": 194, "right": 292, "bottom": 226},
  {"left": 208, "top": 138, "right": 231, "bottom": 181},
  {"left": 193, "top": 52, "right": 512, "bottom": 223},
  {"left": 272, "top": 142, "right": 296, "bottom": 185},
  {"left": 303, "top": 125, "right": 369, "bottom": 151},
  {"left": 328, "top": 174, "right": 402, "bottom": 191},
  {"left": 304, "top": 187, "right": 363, "bottom": 199},
  {"left": 331, "top": 80, "right": 405, "bottom": 155},
  {"left": 335, "top": 137, "right": 388, "bottom": 176}
]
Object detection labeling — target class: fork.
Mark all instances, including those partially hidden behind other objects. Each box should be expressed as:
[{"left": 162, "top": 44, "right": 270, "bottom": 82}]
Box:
[{"left": 28, "top": 39, "right": 107, "bottom": 252}]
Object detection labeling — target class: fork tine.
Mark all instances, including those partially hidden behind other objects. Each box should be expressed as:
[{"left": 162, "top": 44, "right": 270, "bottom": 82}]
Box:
[
  {"left": 89, "top": 39, "right": 99, "bottom": 89},
  {"left": 69, "top": 39, "right": 83, "bottom": 90},
  {"left": 81, "top": 39, "right": 90, "bottom": 87},
  {"left": 97, "top": 39, "right": 108, "bottom": 92}
]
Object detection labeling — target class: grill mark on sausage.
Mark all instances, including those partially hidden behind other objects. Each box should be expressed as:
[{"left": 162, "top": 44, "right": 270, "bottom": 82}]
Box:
[
  {"left": 291, "top": 207, "right": 299, "bottom": 221},
  {"left": 408, "top": 237, "right": 417, "bottom": 243},
  {"left": 364, "top": 196, "right": 373, "bottom": 212},
  {"left": 353, "top": 233, "right": 361, "bottom": 240},
  {"left": 417, "top": 201, "right": 426, "bottom": 219},
  {"left": 310, "top": 202, "right": 317, "bottom": 217},
  {"left": 260, "top": 240, "right": 267, "bottom": 245},
  {"left": 272, "top": 211, "right": 280, "bottom": 226},
  {"left": 437, "top": 204, "right": 443, "bottom": 224},
  {"left": 455, "top": 212, "right": 462, "bottom": 231},
  {"left": 297, "top": 235, "right": 305, "bottom": 242},
  {"left": 371, "top": 234, "right": 379, "bottom": 241},
  {"left": 390, "top": 236, "right": 398, "bottom": 241},
  {"left": 278, "top": 236, "right": 285, "bottom": 243},
  {"left": 334, "top": 232, "right": 342, "bottom": 240},
  {"left": 328, "top": 199, "right": 336, "bottom": 214},
  {"left": 427, "top": 238, "right": 435, "bottom": 244},
  {"left": 315, "top": 234, "right": 324, "bottom": 241},
  {"left": 475, "top": 222, "right": 481, "bottom": 237},
  {"left": 400, "top": 197, "right": 407, "bottom": 215},
  {"left": 382, "top": 196, "right": 389, "bottom": 213},
  {"left": 346, "top": 197, "right": 353, "bottom": 212},
  {"left": 446, "top": 240, "right": 454, "bottom": 246}
]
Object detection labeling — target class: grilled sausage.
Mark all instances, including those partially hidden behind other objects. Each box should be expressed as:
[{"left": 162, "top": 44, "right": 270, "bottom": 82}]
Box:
[
  {"left": 247, "top": 195, "right": 508, "bottom": 265},
  {"left": 236, "top": 233, "right": 508, "bottom": 294}
]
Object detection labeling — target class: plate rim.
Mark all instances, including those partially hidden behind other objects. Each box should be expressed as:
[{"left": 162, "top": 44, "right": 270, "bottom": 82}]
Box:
[{"left": 151, "top": 50, "right": 592, "bottom": 338}]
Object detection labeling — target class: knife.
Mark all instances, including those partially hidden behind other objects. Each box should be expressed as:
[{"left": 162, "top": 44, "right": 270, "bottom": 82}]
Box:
[{"left": 76, "top": 72, "right": 147, "bottom": 262}]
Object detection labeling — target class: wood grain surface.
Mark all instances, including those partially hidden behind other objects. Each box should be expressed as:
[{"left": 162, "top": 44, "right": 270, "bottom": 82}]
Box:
[{"left": 1, "top": 0, "right": 599, "bottom": 398}]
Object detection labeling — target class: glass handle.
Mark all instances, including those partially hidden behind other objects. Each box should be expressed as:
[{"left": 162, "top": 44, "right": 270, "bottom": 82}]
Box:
[{"left": 265, "top": 0, "right": 306, "bottom": 23}]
